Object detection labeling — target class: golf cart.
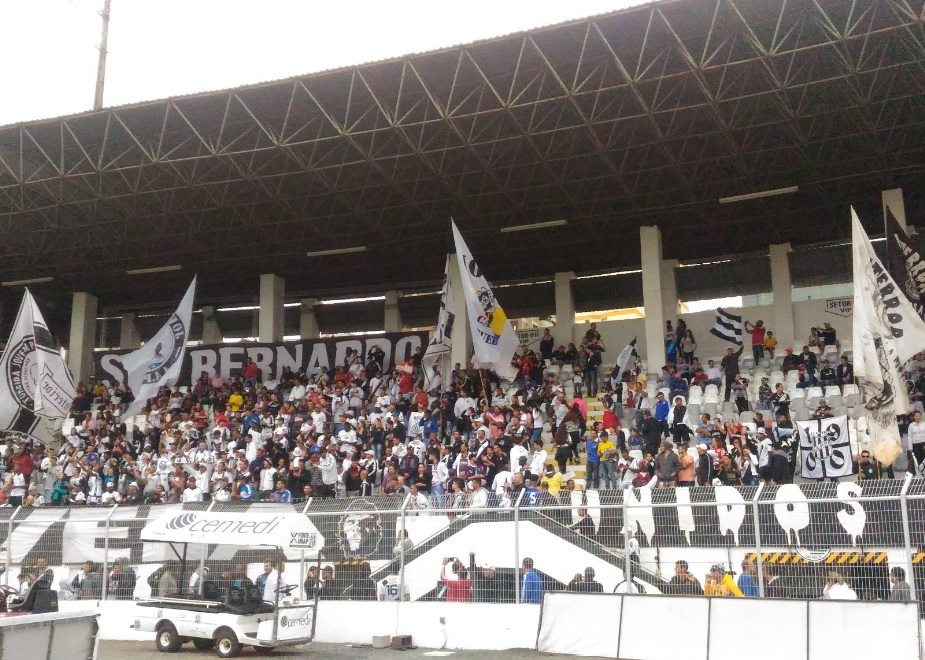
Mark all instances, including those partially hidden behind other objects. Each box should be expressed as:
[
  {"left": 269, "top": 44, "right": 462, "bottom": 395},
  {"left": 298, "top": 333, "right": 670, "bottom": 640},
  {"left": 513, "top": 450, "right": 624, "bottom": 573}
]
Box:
[{"left": 134, "top": 508, "right": 324, "bottom": 657}]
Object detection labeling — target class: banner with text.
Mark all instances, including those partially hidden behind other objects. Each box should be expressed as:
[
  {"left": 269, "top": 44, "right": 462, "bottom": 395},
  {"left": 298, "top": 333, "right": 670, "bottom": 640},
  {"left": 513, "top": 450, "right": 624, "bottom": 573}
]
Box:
[{"left": 94, "top": 332, "right": 428, "bottom": 386}]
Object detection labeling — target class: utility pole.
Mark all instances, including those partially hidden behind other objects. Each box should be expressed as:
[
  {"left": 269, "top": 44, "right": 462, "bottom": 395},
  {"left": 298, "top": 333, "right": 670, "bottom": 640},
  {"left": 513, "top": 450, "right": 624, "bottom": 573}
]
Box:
[{"left": 93, "top": 0, "right": 111, "bottom": 110}]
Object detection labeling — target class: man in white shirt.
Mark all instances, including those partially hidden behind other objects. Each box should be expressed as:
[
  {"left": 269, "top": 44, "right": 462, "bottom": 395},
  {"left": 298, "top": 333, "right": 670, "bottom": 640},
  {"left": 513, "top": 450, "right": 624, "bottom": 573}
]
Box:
[
  {"left": 509, "top": 436, "right": 529, "bottom": 473},
  {"left": 908, "top": 410, "right": 925, "bottom": 473},
  {"left": 705, "top": 360, "right": 723, "bottom": 388},
  {"left": 822, "top": 572, "right": 857, "bottom": 600},
  {"left": 262, "top": 561, "right": 287, "bottom": 603},
  {"left": 491, "top": 470, "right": 513, "bottom": 495},
  {"left": 469, "top": 477, "right": 489, "bottom": 508},
  {"left": 311, "top": 406, "right": 328, "bottom": 434},
  {"left": 319, "top": 447, "right": 338, "bottom": 497},
  {"left": 454, "top": 392, "right": 476, "bottom": 419},
  {"left": 529, "top": 440, "right": 547, "bottom": 476},
  {"left": 100, "top": 483, "right": 122, "bottom": 505},
  {"left": 181, "top": 476, "right": 203, "bottom": 502}
]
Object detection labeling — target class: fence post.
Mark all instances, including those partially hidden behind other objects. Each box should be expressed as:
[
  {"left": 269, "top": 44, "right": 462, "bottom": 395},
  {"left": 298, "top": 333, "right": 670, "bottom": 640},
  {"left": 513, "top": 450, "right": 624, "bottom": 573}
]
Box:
[
  {"left": 5, "top": 507, "right": 22, "bottom": 587},
  {"left": 101, "top": 505, "right": 118, "bottom": 600},
  {"left": 300, "top": 497, "right": 313, "bottom": 599},
  {"left": 622, "top": 491, "right": 631, "bottom": 585},
  {"left": 752, "top": 482, "right": 766, "bottom": 597},
  {"left": 398, "top": 493, "right": 411, "bottom": 618},
  {"left": 513, "top": 490, "right": 524, "bottom": 604},
  {"left": 899, "top": 473, "right": 917, "bottom": 602}
]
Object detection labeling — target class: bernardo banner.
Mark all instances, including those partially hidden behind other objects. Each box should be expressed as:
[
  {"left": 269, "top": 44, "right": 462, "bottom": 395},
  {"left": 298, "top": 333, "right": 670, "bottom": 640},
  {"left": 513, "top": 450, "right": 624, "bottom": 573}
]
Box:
[{"left": 95, "top": 332, "right": 427, "bottom": 386}]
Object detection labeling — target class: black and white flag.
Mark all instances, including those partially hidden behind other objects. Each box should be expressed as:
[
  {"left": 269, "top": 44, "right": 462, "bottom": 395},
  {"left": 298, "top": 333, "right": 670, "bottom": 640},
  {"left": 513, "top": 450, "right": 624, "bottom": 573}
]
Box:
[
  {"left": 0, "top": 290, "right": 76, "bottom": 443},
  {"left": 422, "top": 257, "right": 456, "bottom": 392},
  {"left": 797, "top": 415, "right": 852, "bottom": 479},
  {"left": 113, "top": 278, "right": 196, "bottom": 419},
  {"left": 884, "top": 206, "right": 925, "bottom": 320},
  {"left": 709, "top": 308, "right": 743, "bottom": 345},
  {"left": 852, "top": 209, "right": 925, "bottom": 465}
]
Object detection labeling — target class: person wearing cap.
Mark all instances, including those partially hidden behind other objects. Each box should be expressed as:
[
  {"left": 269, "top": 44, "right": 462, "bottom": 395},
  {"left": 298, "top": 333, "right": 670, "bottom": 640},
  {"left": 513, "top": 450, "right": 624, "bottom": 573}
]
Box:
[
  {"left": 781, "top": 347, "right": 801, "bottom": 373},
  {"left": 704, "top": 564, "right": 743, "bottom": 597}
]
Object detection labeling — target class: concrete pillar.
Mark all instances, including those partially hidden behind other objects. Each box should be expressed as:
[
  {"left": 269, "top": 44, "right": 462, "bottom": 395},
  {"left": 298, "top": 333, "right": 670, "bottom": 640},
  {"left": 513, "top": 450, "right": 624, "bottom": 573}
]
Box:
[
  {"left": 258, "top": 273, "right": 285, "bottom": 342},
  {"left": 384, "top": 290, "right": 402, "bottom": 333},
  {"left": 68, "top": 292, "right": 98, "bottom": 385},
  {"left": 769, "top": 243, "right": 796, "bottom": 349},
  {"left": 641, "top": 226, "right": 665, "bottom": 375},
  {"left": 883, "top": 187, "right": 907, "bottom": 230},
  {"left": 300, "top": 298, "right": 320, "bottom": 339},
  {"left": 660, "top": 259, "right": 679, "bottom": 324},
  {"left": 448, "top": 253, "right": 472, "bottom": 373},
  {"left": 201, "top": 306, "right": 223, "bottom": 345},
  {"left": 119, "top": 313, "right": 140, "bottom": 349},
  {"left": 554, "top": 271, "right": 576, "bottom": 347}
]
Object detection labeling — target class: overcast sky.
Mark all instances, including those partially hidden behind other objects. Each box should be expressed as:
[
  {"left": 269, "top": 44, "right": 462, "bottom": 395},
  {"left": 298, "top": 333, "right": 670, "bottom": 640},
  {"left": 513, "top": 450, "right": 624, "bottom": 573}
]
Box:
[{"left": 0, "top": 0, "right": 645, "bottom": 127}]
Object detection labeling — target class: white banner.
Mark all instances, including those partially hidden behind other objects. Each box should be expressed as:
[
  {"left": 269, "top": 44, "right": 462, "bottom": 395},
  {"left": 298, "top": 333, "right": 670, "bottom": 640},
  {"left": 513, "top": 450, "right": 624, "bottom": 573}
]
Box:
[
  {"left": 797, "top": 415, "right": 853, "bottom": 479},
  {"left": 116, "top": 278, "right": 196, "bottom": 418},
  {"left": 0, "top": 290, "right": 75, "bottom": 443},
  {"left": 422, "top": 257, "right": 456, "bottom": 391},
  {"left": 450, "top": 221, "right": 518, "bottom": 380},
  {"left": 851, "top": 209, "right": 925, "bottom": 464}
]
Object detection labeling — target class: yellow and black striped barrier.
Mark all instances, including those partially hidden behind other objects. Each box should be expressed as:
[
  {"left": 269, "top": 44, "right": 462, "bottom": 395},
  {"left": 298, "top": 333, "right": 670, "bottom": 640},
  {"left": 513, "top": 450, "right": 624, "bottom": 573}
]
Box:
[{"left": 746, "top": 551, "right": 888, "bottom": 565}]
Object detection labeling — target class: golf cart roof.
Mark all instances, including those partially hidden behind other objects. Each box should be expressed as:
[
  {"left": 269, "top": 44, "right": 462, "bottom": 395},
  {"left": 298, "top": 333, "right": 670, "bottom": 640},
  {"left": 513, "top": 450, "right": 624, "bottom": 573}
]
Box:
[{"left": 140, "top": 509, "right": 323, "bottom": 551}]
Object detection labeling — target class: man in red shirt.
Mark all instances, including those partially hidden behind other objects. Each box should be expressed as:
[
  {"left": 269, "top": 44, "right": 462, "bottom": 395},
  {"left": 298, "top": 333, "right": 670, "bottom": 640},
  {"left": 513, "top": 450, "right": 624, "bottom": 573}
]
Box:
[
  {"left": 11, "top": 445, "right": 33, "bottom": 482},
  {"left": 744, "top": 320, "right": 766, "bottom": 364}
]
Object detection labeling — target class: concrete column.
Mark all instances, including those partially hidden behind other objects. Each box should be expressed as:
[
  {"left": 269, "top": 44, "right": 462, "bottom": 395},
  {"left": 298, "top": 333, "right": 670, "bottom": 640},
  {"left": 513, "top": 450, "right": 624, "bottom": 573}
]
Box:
[
  {"left": 448, "top": 253, "right": 472, "bottom": 373},
  {"left": 769, "top": 243, "right": 796, "bottom": 349},
  {"left": 640, "top": 226, "right": 665, "bottom": 375},
  {"left": 554, "top": 271, "right": 576, "bottom": 347},
  {"left": 68, "top": 292, "right": 98, "bottom": 385},
  {"left": 384, "top": 290, "right": 402, "bottom": 333},
  {"left": 883, "top": 187, "right": 907, "bottom": 230},
  {"left": 201, "top": 306, "right": 223, "bottom": 345},
  {"left": 258, "top": 273, "right": 285, "bottom": 342},
  {"left": 300, "top": 298, "right": 320, "bottom": 339},
  {"left": 660, "top": 259, "right": 679, "bottom": 324},
  {"left": 119, "top": 312, "right": 140, "bottom": 349}
]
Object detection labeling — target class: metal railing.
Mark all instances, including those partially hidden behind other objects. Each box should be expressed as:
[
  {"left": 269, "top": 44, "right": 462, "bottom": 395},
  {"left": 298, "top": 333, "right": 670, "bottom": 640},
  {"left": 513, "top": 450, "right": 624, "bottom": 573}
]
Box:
[{"left": 3, "top": 477, "right": 924, "bottom": 609}]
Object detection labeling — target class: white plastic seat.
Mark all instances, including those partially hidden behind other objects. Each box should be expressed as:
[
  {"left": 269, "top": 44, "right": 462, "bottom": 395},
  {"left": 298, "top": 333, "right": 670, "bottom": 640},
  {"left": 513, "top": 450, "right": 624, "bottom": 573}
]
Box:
[
  {"left": 790, "top": 387, "right": 805, "bottom": 401},
  {"left": 805, "top": 386, "right": 824, "bottom": 410},
  {"left": 741, "top": 356, "right": 755, "bottom": 370},
  {"left": 704, "top": 384, "right": 719, "bottom": 396},
  {"left": 824, "top": 385, "right": 843, "bottom": 408},
  {"left": 687, "top": 403, "right": 701, "bottom": 421},
  {"left": 843, "top": 384, "right": 860, "bottom": 408},
  {"left": 823, "top": 344, "right": 838, "bottom": 358}
]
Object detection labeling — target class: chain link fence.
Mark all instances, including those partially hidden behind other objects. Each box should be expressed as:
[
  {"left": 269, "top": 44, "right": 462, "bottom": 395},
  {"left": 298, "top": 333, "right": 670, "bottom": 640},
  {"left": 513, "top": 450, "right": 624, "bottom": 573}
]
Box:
[{"left": 1, "top": 478, "right": 923, "bottom": 611}]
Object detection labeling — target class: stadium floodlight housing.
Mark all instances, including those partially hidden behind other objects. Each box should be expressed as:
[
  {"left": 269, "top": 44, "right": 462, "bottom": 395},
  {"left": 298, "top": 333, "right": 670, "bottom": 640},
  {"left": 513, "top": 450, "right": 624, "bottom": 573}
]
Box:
[
  {"left": 126, "top": 265, "right": 183, "bottom": 275},
  {"left": 719, "top": 186, "right": 799, "bottom": 204},
  {"left": 306, "top": 246, "right": 367, "bottom": 257},
  {"left": 2, "top": 276, "right": 53, "bottom": 286},
  {"left": 500, "top": 219, "right": 568, "bottom": 233}
]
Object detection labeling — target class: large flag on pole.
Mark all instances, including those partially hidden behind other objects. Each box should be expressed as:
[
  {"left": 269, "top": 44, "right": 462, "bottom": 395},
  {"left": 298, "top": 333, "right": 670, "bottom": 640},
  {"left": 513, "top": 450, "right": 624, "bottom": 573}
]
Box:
[
  {"left": 613, "top": 337, "right": 638, "bottom": 381},
  {"left": 852, "top": 209, "right": 925, "bottom": 464},
  {"left": 422, "top": 257, "right": 456, "bottom": 391},
  {"left": 450, "top": 221, "right": 518, "bottom": 380},
  {"left": 883, "top": 206, "right": 925, "bottom": 319},
  {"left": 0, "top": 290, "right": 76, "bottom": 443},
  {"left": 116, "top": 278, "right": 196, "bottom": 419}
]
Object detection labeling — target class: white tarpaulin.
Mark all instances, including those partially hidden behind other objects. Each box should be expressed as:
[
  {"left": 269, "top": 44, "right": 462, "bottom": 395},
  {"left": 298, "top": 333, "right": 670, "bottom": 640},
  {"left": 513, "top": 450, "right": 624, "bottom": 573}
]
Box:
[
  {"left": 797, "top": 415, "right": 853, "bottom": 479},
  {"left": 116, "top": 278, "right": 196, "bottom": 418},
  {"left": 450, "top": 220, "right": 518, "bottom": 380},
  {"left": 140, "top": 509, "right": 324, "bottom": 551},
  {"left": 851, "top": 209, "right": 925, "bottom": 464},
  {"left": 0, "top": 290, "right": 75, "bottom": 443},
  {"left": 422, "top": 256, "right": 456, "bottom": 391}
]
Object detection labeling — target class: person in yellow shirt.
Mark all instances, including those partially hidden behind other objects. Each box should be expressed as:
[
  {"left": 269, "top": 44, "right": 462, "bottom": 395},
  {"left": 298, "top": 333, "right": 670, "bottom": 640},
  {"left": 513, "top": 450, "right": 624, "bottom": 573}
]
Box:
[
  {"left": 228, "top": 391, "right": 244, "bottom": 412},
  {"left": 597, "top": 432, "right": 618, "bottom": 489},
  {"left": 704, "top": 564, "right": 744, "bottom": 597},
  {"left": 763, "top": 331, "right": 778, "bottom": 359},
  {"left": 540, "top": 464, "right": 563, "bottom": 495}
]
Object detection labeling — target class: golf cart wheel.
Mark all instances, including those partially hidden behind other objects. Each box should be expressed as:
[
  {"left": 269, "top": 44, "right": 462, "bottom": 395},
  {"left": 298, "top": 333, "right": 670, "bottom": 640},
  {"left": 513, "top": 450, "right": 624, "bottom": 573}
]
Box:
[
  {"left": 155, "top": 621, "right": 182, "bottom": 653},
  {"left": 214, "top": 627, "right": 241, "bottom": 658},
  {"left": 193, "top": 638, "right": 216, "bottom": 650}
]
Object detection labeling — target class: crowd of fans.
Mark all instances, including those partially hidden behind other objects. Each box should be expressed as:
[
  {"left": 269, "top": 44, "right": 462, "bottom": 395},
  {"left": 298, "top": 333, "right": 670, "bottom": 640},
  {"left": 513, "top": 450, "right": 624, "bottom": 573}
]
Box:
[{"left": 1, "top": 312, "right": 924, "bottom": 509}]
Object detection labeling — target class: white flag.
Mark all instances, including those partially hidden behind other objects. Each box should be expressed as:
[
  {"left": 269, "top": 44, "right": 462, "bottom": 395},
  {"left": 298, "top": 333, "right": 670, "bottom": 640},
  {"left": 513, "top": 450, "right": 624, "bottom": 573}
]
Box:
[
  {"left": 614, "top": 338, "right": 638, "bottom": 380},
  {"left": 797, "top": 415, "right": 852, "bottom": 479},
  {"left": 116, "top": 278, "right": 196, "bottom": 418},
  {"left": 450, "top": 221, "right": 518, "bottom": 380},
  {"left": 422, "top": 257, "right": 456, "bottom": 391},
  {"left": 852, "top": 209, "right": 925, "bottom": 465},
  {"left": 0, "top": 290, "right": 76, "bottom": 443}
]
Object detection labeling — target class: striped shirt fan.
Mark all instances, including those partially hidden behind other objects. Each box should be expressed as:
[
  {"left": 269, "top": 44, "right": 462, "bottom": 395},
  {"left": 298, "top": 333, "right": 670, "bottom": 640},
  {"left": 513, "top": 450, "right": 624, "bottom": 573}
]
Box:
[{"left": 709, "top": 308, "right": 743, "bottom": 345}]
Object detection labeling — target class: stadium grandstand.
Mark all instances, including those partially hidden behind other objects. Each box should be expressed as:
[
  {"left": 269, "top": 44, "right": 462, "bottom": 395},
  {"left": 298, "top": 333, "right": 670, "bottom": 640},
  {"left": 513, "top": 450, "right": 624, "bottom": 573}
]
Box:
[{"left": 1, "top": 0, "right": 925, "bottom": 655}]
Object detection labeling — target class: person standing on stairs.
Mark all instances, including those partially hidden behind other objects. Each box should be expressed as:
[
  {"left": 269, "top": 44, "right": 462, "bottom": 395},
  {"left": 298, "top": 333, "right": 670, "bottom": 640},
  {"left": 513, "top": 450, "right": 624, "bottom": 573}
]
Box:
[{"left": 585, "top": 430, "right": 600, "bottom": 489}]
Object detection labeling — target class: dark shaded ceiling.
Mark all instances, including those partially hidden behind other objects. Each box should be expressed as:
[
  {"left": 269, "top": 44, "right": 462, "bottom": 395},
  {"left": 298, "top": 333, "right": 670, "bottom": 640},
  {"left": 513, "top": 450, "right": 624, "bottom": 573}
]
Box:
[{"left": 2, "top": 0, "right": 925, "bottom": 339}]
